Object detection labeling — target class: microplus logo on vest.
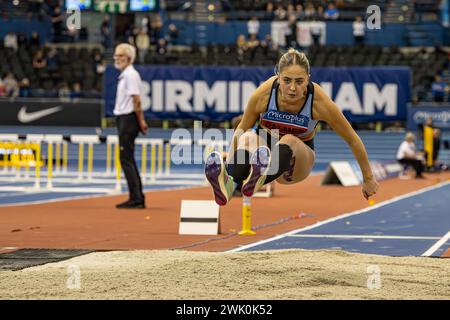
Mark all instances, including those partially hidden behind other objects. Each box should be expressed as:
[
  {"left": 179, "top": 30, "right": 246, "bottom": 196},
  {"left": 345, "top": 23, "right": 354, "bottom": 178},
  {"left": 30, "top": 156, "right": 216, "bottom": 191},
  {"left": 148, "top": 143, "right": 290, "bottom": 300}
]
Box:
[{"left": 265, "top": 111, "right": 307, "bottom": 125}]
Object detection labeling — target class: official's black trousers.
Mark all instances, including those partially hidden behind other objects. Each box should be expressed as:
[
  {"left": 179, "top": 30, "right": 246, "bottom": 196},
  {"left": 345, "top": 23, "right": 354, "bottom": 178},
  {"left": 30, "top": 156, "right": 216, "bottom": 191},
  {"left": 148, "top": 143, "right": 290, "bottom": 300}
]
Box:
[
  {"left": 116, "top": 113, "right": 145, "bottom": 203},
  {"left": 398, "top": 158, "right": 424, "bottom": 177}
]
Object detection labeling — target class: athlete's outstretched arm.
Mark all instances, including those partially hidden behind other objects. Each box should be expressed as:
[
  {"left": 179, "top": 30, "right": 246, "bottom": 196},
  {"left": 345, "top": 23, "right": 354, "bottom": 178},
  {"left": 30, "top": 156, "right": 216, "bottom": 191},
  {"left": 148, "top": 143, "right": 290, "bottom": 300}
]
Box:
[{"left": 314, "top": 84, "right": 379, "bottom": 199}]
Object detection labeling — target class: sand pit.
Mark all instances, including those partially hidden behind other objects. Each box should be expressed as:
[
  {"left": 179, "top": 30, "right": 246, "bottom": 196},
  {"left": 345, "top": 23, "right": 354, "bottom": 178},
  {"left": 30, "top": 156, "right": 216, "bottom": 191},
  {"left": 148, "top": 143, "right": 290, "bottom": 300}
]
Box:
[{"left": 0, "top": 249, "right": 448, "bottom": 300}]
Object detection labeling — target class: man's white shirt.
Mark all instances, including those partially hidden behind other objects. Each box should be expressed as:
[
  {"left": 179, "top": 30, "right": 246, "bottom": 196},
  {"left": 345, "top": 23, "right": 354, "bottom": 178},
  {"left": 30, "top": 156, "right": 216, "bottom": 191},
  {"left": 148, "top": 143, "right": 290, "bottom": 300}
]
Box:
[
  {"left": 113, "top": 65, "right": 142, "bottom": 116},
  {"left": 352, "top": 21, "right": 365, "bottom": 36},
  {"left": 396, "top": 141, "right": 416, "bottom": 160}
]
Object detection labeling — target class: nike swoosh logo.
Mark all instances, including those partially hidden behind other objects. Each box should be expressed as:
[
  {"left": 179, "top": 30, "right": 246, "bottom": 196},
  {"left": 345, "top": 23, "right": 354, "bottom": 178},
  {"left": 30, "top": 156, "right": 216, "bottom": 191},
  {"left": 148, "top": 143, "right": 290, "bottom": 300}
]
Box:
[{"left": 17, "top": 106, "right": 63, "bottom": 123}]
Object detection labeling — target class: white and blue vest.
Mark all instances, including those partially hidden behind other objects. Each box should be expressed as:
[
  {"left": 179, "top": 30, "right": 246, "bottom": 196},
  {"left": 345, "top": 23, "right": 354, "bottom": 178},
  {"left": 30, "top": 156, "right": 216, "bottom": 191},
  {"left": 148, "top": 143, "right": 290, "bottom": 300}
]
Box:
[{"left": 258, "top": 80, "right": 318, "bottom": 141}]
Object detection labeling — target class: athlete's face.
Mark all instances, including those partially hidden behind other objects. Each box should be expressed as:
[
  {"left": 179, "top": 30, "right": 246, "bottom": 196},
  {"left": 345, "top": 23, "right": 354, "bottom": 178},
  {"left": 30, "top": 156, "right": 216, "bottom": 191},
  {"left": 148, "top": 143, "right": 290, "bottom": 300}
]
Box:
[
  {"left": 278, "top": 65, "right": 309, "bottom": 102},
  {"left": 113, "top": 48, "right": 131, "bottom": 71}
]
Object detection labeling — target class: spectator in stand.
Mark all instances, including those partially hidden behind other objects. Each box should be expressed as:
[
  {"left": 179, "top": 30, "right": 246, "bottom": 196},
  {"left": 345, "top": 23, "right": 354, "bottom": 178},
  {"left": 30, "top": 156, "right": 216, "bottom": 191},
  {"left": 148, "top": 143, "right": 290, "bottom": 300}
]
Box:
[
  {"left": 33, "top": 49, "right": 47, "bottom": 69},
  {"left": 46, "top": 47, "right": 59, "bottom": 69},
  {"left": 247, "top": 34, "right": 259, "bottom": 49},
  {"left": 285, "top": 14, "right": 298, "bottom": 49},
  {"left": 71, "top": 82, "right": 82, "bottom": 100},
  {"left": 431, "top": 75, "right": 449, "bottom": 102},
  {"left": 286, "top": 4, "right": 295, "bottom": 19},
  {"left": 166, "top": 23, "right": 179, "bottom": 45},
  {"left": 141, "top": 16, "right": 151, "bottom": 35},
  {"left": 66, "top": 24, "right": 78, "bottom": 43},
  {"left": 0, "top": 79, "right": 6, "bottom": 97},
  {"left": 304, "top": 2, "right": 316, "bottom": 21},
  {"left": 295, "top": 4, "right": 305, "bottom": 20},
  {"left": 3, "top": 73, "right": 19, "bottom": 98},
  {"left": 152, "top": 14, "right": 164, "bottom": 42},
  {"left": 247, "top": 16, "right": 260, "bottom": 38},
  {"left": 432, "top": 128, "right": 442, "bottom": 169},
  {"left": 93, "top": 52, "right": 102, "bottom": 64},
  {"left": 156, "top": 38, "right": 168, "bottom": 56},
  {"left": 101, "top": 15, "right": 111, "bottom": 49},
  {"left": 236, "top": 34, "right": 248, "bottom": 64},
  {"left": 96, "top": 59, "right": 107, "bottom": 76},
  {"left": 29, "top": 31, "right": 40, "bottom": 49},
  {"left": 316, "top": 5, "right": 325, "bottom": 20},
  {"left": 19, "top": 78, "right": 31, "bottom": 98},
  {"left": 136, "top": 28, "right": 150, "bottom": 64},
  {"left": 274, "top": 4, "right": 287, "bottom": 21},
  {"left": 265, "top": 2, "right": 275, "bottom": 20},
  {"left": 247, "top": 34, "right": 260, "bottom": 60},
  {"left": 310, "top": 21, "right": 322, "bottom": 46},
  {"left": 353, "top": 16, "right": 365, "bottom": 45},
  {"left": 352, "top": 16, "right": 366, "bottom": 45},
  {"left": 324, "top": 3, "right": 339, "bottom": 20},
  {"left": 260, "top": 34, "right": 277, "bottom": 54},
  {"left": 4, "top": 32, "right": 18, "bottom": 52},
  {"left": 384, "top": 121, "right": 405, "bottom": 133},
  {"left": 51, "top": 5, "right": 64, "bottom": 42},
  {"left": 58, "top": 82, "right": 71, "bottom": 101},
  {"left": 396, "top": 132, "right": 425, "bottom": 179},
  {"left": 17, "top": 32, "right": 27, "bottom": 48},
  {"left": 28, "top": 0, "right": 44, "bottom": 20}
]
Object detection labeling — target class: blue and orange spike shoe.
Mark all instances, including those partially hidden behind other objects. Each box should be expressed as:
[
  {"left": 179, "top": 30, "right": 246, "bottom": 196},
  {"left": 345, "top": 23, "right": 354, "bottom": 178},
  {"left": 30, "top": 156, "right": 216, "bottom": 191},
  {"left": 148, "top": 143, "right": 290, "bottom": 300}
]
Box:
[
  {"left": 241, "top": 146, "right": 271, "bottom": 197},
  {"left": 204, "top": 151, "right": 235, "bottom": 206}
]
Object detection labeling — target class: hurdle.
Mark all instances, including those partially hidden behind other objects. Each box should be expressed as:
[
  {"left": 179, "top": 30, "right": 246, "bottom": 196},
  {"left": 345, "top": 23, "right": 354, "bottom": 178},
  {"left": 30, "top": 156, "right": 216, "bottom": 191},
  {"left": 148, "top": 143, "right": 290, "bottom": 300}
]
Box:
[
  {"left": 0, "top": 134, "right": 19, "bottom": 174},
  {"left": 136, "top": 138, "right": 164, "bottom": 182},
  {"left": 105, "top": 135, "right": 118, "bottom": 176},
  {"left": 26, "top": 134, "right": 44, "bottom": 189},
  {"left": 169, "top": 137, "right": 193, "bottom": 176},
  {"left": 70, "top": 135, "right": 100, "bottom": 181},
  {"left": 107, "top": 136, "right": 169, "bottom": 183},
  {"left": 0, "top": 139, "right": 41, "bottom": 190},
  {"left": 44, "top": 134, "right": 64, "bottom": 189}
]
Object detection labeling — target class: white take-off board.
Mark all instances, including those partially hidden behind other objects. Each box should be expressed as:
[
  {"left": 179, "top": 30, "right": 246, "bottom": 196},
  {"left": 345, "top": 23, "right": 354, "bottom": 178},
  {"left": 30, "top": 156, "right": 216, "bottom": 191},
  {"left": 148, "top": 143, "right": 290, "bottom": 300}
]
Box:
[{"left": 179, "top": 200, "right": 220, "bottom": 235}]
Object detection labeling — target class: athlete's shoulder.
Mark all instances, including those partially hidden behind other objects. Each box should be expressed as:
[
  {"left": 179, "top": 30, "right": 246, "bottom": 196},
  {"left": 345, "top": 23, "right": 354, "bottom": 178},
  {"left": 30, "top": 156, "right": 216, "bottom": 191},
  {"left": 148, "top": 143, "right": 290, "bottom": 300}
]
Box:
[
  {"left": 257, "top": 75, "right": 278, "bottom": 95},
  {"left": 311, "top": 81, "right": 329, "bottom": 102},
  {"left": 246, "top": 76, "right": 276, "bottom": 113},
  {"left": 252, "top": 76, "right": 276, "bottom": 101}
]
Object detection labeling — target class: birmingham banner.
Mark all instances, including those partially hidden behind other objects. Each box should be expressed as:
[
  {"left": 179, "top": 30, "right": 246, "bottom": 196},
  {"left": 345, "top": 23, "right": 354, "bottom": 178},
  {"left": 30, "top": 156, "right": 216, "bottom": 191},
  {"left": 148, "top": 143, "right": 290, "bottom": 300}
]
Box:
[
  {"left": 104, "top": 65, "right": 411, "bottom": 122},
  {"left": 0, "top": 99, "right": 102, "bottom": 126}
]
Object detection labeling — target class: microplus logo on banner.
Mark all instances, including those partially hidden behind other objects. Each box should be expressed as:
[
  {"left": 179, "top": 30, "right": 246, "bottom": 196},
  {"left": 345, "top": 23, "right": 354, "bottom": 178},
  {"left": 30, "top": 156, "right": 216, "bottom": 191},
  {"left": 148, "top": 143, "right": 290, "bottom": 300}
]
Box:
[{"left": 104, "top": 66, "right": 410, "bottom": 122}]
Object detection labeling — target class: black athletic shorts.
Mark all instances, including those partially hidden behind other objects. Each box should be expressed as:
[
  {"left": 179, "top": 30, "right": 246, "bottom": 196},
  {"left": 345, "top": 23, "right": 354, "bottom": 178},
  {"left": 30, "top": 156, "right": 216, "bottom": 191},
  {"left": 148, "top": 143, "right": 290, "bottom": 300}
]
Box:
[{"left": 255, "top": 127, "right": 315, "bottom": 151}]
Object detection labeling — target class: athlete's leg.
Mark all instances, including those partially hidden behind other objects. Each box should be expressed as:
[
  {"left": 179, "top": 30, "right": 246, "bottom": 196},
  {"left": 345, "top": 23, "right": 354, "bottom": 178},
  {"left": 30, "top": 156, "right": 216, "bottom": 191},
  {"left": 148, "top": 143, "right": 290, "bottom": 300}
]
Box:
[
  {"left": 205, "top": 130, "right": 267, "bottom": 205},
  {"left": 275, "top": 135, "right": 315, "bottom": 185},
  {"left": 226, "top": 130, "right": 267, "bottom": 184},
  {"left": 241, "top": 134, "right": 314, "bottom": 196}
]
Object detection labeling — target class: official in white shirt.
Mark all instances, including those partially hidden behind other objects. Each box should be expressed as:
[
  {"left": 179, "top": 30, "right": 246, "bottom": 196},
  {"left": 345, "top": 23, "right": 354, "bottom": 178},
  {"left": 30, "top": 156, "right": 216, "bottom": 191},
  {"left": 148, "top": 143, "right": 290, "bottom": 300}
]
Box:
[
  {"left": 396, "top": 132, "right": 425, "bottom": 178},
  {"left": 113, "top": 43, "right": 148, "bottom": 209},
  {"left": 352, "top": 16, "right": 365, "bottom": 45}
]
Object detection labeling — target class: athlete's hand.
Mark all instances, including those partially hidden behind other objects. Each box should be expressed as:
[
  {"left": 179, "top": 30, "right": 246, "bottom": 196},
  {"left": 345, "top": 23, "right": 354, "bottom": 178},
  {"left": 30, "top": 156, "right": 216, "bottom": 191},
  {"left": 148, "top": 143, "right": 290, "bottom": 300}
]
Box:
[
  {"left": 140, "top": 120, "right": 148, "bottom": 135},
  {"left": 362, "top": 177, "right": 379, "bottom": 200}
]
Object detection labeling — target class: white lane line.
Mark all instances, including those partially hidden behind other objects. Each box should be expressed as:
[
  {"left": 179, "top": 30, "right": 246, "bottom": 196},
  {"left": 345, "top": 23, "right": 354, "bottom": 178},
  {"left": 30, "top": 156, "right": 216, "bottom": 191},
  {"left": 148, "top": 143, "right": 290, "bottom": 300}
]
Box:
[
  {"left": 228, "top": 181, "right": 450, "bottom": 253},
  {"left": 421, "top": 231, "right": 450, "bottom": 257},
  {"left": 287, "top": 234, "right": 441, "bottom": 240},
  {"left": 0, "top": 184, "right": 207, "bottom": 207}
]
